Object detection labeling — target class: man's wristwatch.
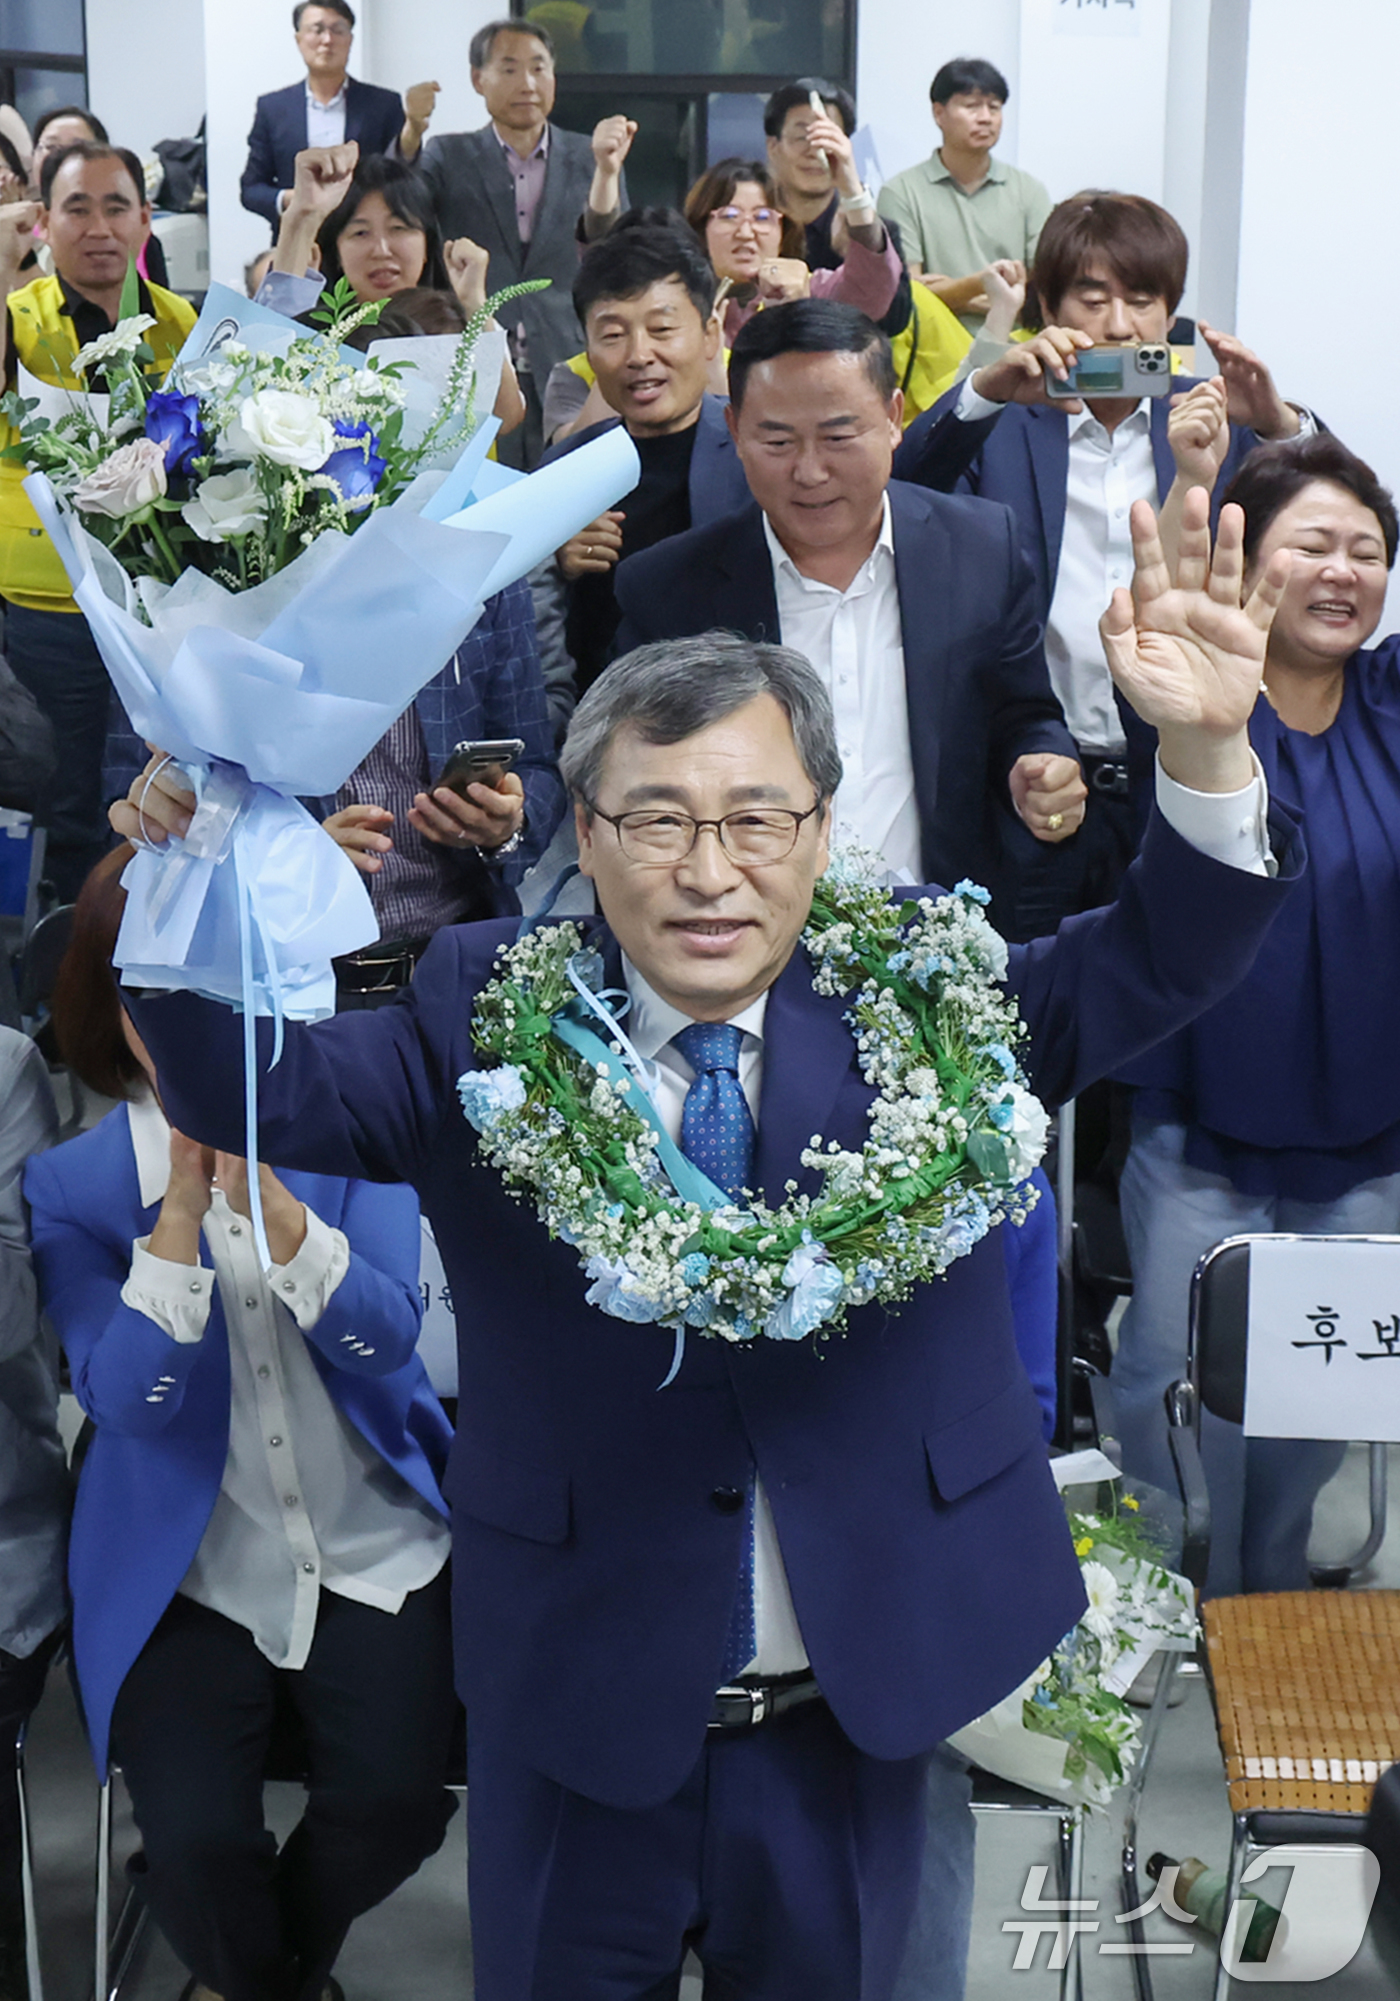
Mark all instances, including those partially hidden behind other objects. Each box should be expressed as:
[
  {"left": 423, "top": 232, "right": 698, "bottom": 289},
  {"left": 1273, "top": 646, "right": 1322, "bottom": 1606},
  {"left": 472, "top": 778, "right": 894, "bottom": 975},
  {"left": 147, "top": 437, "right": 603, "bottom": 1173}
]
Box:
[
  {"left": 837, "top": 184, "right": 877, "bottom": 214},
  {"left": 483, "top": 821, "right": 524, "bottom": 861}
]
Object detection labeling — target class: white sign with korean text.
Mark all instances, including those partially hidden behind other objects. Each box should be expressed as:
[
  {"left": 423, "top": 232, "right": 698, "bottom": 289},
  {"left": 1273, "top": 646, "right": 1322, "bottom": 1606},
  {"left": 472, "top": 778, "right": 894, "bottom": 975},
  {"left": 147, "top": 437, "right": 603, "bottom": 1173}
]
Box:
[
  {"left": 1054, "top": 0, "right": 1141, "bottom": 34},
  {"left": 1244, "top": 1239, "right": 1400, "bottom": 1440}
]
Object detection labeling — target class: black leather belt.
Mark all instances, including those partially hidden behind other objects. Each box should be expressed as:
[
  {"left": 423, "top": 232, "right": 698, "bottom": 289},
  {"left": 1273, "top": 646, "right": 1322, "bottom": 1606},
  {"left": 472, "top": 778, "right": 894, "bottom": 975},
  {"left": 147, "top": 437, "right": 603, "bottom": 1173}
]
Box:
[
  {"left": 334, "top": 935, "right": 431, "bottom": 995},
  {"left": 1082, "top": 754, "right": 1131, "bottom": 800},
  {"left": 707, "top": 1674, "right": 822, "bottom": 1732}
]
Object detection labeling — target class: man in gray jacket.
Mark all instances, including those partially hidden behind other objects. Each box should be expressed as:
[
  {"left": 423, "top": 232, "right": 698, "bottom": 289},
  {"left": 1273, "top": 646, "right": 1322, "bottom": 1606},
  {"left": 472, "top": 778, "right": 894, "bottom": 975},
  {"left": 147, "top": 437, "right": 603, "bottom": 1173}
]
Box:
[{"left": 404, "top": 17, "right": 633, "bottom": 468}]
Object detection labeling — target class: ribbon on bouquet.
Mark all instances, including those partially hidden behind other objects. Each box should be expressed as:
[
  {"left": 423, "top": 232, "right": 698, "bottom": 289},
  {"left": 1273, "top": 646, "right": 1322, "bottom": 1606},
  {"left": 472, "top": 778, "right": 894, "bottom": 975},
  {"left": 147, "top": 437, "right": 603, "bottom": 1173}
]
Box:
[{"left": 551, "top": 953, "right": 737, "bottom": 1387}]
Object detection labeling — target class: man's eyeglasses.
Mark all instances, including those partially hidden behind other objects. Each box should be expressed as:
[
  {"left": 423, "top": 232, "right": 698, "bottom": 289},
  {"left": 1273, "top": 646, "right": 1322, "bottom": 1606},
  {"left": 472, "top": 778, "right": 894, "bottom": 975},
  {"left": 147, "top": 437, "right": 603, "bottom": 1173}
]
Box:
[
  {"left": 303, "top": 20, "right": 352, "bottom": 38},
  {"left": 587, "top": 800, "right": 823, "bottom": 865},
  {"left": 709, "top": 206, "right": 782, "bottom": 229}
]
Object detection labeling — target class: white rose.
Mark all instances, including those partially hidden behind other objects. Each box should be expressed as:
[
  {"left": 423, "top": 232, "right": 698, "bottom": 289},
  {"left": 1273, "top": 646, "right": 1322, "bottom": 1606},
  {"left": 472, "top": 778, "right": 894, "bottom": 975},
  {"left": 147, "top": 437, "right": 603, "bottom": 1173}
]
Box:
[
  {"left": 70, "top": 438, "right": 168, "bottom": 518},
  {"left": 224, "top": 388, "right": 333, "bottom": 471},
  {"left": 182, "top": 468, "right": 267, "bottom": 543}
]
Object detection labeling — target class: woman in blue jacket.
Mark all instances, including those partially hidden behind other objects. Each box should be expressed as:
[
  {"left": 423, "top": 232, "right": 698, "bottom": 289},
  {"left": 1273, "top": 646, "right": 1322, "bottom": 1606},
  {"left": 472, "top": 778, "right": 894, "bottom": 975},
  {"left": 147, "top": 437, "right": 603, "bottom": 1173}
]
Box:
[{"left": 25, "top": 847, "right": 457, "bottom": 2001}]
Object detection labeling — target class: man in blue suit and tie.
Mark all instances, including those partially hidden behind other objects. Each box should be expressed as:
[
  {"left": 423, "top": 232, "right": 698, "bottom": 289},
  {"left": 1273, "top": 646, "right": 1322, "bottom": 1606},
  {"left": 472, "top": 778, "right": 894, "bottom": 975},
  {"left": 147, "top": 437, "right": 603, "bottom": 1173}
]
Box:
[
  {"left": 116, "top": 481, "right": 1299, "bottom": 1997},
  {"left": 892, "top": 190, "right": 1316, "bottom": 932},
  {"left": 240, "top": 0, "right": 420, "bottom": 232},
  {"left": 614, "top": 298, "right": 1085, "bottom": 919}
]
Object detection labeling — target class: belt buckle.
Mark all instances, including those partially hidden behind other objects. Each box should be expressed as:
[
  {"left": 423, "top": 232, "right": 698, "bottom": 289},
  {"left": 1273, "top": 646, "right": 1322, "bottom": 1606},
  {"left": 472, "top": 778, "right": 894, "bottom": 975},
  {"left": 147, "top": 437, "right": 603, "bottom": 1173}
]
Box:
[{"left": 712, "top": 1681, "right": 769, "bottom": 1728}]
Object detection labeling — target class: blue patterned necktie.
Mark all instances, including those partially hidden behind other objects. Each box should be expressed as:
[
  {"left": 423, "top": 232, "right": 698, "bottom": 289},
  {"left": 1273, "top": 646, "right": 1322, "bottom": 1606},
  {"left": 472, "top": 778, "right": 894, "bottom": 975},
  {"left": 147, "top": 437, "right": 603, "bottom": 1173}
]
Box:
[
  {"left": 673, "top": 1020, "right": 757, "bottom": 1678},
  {"left": 673, "top": 1021, "right": 754, "bottom": 1201}
]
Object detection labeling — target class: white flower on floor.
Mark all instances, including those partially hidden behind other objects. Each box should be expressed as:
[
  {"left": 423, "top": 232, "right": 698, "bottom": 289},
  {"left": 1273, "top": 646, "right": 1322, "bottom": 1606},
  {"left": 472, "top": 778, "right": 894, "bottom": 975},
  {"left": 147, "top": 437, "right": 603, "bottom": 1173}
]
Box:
[
  {"left": 1080, "top": 1560, "right": 1121, "bottom": 1642},
  {"left": 182, "top": 467, "right": 267, "bottom": 543},
  {"left": 71, "top": 438, "right": 167, "bottom": 517},
  {"left": 71, "top": 313, "right": 157, "bottom": 376},
  {"left": 224, "top": 388, "right": 334, "bottom": 470}
]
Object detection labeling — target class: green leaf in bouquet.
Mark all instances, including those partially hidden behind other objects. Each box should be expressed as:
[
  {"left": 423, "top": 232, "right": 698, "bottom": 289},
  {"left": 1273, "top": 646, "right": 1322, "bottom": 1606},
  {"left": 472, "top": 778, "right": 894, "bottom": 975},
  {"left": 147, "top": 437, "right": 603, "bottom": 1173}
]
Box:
[
  {"left": 965, "top": 1130, "right": 1009, "bottom": 1182},
  {"left": 119, "top": 255, "right": 141, "bottom": 326}
]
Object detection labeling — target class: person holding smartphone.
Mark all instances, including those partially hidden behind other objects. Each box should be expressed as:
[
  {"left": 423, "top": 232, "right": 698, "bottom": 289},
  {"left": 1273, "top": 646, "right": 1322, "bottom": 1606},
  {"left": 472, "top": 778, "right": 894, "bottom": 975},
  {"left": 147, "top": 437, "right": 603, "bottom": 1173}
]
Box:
[{"left": 313, "top": 579, "right": 566, "bottom": 1009}]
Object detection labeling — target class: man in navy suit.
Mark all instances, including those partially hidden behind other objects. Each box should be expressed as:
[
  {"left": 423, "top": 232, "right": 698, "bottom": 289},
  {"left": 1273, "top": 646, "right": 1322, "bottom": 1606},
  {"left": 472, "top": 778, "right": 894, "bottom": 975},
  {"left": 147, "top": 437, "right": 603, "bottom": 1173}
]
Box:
[
  {"left": 531, "top": 219, "right": 753, "bottom": 732},
  {"left": 240, "top": 0, "right": 416, "bottom": 232},
  {"left": 892, "top": 190, "right": 1316, "bottom": 931},
  {"left": 615, "top": 298, "right": 1083, "bottom": 918},
  {"left": 116, "top": 483, "right": 1299, "bottom": 1997}
]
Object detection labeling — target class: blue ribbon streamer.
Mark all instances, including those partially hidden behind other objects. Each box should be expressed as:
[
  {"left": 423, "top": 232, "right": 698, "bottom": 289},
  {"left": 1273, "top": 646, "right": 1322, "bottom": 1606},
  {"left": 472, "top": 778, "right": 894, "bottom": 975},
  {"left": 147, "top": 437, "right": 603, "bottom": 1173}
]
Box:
[{"left": 550, "top": 969, "right": 738, "bottom": 1390}]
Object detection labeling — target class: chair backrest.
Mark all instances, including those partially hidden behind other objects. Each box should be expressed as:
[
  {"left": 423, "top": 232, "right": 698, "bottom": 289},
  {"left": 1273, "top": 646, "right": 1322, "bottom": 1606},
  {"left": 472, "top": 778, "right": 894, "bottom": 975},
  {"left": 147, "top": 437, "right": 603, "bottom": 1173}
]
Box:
[
  {"left": 1189, "top": 1232, "right": 1400, "bottom": 1436},
  {"left": 17, "top": 904, "right": 73, "bottom": 1018}
]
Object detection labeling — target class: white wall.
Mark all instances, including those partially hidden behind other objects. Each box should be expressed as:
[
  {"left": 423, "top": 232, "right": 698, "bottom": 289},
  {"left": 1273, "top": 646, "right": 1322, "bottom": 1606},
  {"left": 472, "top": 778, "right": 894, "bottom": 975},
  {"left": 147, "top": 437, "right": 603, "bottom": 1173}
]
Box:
[
  {"left": 1235, "top": 0, "right": 1400, "bottom": 621},
  {"left": 84, "top": 0, "right": 205, "bottom": 163},
  {"left": 855, "top": 0, "right": 1020, "bottom": 189}
]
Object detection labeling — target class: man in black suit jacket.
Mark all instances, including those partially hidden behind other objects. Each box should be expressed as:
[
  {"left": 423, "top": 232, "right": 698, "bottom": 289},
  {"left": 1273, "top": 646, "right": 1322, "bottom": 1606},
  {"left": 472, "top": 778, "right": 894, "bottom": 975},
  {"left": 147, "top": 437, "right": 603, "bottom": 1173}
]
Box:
[
  {"left": 406, "top": 18, "right": 633, "bottom": 468},
  {"left": 240, "top": 0, "right": 413, "bottom": 231},
  {"left": 615, "top": 300, "right": 1086, "bottom": 914}
]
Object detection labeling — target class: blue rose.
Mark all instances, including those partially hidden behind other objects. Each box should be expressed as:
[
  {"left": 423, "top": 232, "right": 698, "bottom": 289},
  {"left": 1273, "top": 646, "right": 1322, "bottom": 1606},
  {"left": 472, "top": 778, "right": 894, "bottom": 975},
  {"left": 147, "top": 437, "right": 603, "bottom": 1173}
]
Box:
[
  {"left": 144, "top": 390, "right": 206, "bottom": 477},
  {"left": 457, "top": 1064, "right": 527, "bottom": 1133},
  {"left": 317, "top": 418, "right": 387, "bottom": 510}
]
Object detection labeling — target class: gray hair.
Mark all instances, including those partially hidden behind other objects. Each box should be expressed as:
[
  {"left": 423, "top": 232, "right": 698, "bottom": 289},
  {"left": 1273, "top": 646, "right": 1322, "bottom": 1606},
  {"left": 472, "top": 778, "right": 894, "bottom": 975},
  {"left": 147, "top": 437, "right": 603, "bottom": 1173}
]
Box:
[{"left": 560, "top": 633, "right": 843, "bottom": 808}]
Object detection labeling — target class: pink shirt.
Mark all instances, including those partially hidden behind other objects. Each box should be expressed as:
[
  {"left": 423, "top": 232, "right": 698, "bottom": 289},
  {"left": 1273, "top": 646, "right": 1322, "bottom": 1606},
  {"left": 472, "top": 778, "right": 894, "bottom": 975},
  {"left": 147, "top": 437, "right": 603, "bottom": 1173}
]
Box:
[
  {"left": 722, "top": 230, "right": 903, "bottom": 345},
  {"left": 496, "top": 124, "right": 549, "bottom": 244}
]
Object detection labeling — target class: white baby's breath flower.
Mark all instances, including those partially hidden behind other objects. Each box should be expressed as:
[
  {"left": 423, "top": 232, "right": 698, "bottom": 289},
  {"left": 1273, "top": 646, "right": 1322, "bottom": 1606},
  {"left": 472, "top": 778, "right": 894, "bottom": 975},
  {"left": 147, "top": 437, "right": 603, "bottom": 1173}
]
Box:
[
  {"left": 71, "top": 313, "right": 157, "bottom": 376},
  {"left": 223, "top": 388, "right": 334, "bottom": 470},
  {"left": 182, "top": 467, "right": 267, "bottom": 543}
]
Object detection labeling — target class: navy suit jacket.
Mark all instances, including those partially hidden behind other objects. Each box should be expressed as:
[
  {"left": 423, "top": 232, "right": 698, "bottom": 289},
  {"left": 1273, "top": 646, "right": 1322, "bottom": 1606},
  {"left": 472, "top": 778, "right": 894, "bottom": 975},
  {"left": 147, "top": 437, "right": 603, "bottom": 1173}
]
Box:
[
  {"left": 128, "top": 808, "right": 1301, "bottom": 1809},
  {"left": 892, "top": 377, "right": 1268, "bottom": 622},
  {"left": 241, "top": 77, "right": 405, "bottom": 230},
  {"left": 613, "top": 480, "right": 1077, "bottom": 898}
]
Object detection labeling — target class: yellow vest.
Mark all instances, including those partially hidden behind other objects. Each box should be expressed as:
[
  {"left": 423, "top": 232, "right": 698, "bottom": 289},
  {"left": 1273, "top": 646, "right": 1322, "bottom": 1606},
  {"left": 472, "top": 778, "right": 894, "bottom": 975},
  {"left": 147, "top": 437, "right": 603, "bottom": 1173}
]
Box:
[
  {"left": 0, "top": 273, "right": 195, "bottom": 611},
  {"left": 889, "top": 285, "right": 973, "bottom": 427}
]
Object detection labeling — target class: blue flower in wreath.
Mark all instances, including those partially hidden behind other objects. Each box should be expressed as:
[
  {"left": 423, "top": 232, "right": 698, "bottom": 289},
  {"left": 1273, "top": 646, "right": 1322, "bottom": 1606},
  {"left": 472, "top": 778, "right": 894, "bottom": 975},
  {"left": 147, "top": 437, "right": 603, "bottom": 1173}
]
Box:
[
  {"left": 954, "top": 879, "right": 991, "bottom": 906},
  {"left": 144, "top": 390, "right": 206, "bottom": 477},
  {"left": 765, "top": 1240, "right": 845, "bottom": 1341},
  {"left": 458, "top": 1064, "right": 527, "bottom": 1133},
  {"left": 584, "top": 1256, "right": 660, "bottom": 1324},
  {"left": 983, "top": 1042, "right": 1017, "bottom": 1078},
  {"left": 317, "top": 418, "right": 387, "bottom": 510}
]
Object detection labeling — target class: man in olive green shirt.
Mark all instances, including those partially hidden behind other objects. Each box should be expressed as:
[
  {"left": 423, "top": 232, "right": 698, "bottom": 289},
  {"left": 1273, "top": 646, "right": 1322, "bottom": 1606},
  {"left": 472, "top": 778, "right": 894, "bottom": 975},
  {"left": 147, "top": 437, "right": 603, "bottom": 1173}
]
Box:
[{"left": 877, "top": 56, "right": 1050, "bottom": 334}]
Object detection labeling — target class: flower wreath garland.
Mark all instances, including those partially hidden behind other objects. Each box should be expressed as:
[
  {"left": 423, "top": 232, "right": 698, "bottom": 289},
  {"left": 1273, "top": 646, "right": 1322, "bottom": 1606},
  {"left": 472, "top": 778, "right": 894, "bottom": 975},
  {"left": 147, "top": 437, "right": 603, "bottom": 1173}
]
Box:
[{"left": 458, "top": 854, "right": 1049, "bottom": 1346}]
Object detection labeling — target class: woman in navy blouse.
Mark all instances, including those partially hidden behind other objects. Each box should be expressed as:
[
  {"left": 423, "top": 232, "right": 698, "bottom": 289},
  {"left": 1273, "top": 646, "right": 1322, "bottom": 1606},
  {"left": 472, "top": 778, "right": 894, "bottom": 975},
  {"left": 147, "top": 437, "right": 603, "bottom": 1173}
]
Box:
[{"left": 1114, "top": 431, "right": 1400, "bottom": 1596}]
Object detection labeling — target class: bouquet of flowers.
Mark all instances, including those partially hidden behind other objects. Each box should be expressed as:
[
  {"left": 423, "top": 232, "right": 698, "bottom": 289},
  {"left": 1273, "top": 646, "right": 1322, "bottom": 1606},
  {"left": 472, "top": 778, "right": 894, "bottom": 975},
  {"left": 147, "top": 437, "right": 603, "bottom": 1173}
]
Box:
[
  {"left": 4, "top": 273, "right": 534, "bottom": 589},
  {"left": 13, "top": 275, "right": 639, "bottom": 1023},
  {"left": 948, "top": 1486, "right": 1197, "bottom": 1809},
  {"left": 11, "top": 272, "right": 639, "bottom": 1262}
]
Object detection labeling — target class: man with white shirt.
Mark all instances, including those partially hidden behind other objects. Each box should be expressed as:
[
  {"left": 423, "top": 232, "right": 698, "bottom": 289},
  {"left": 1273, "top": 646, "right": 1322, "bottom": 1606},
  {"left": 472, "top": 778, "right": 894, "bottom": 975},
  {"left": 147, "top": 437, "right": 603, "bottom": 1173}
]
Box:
[
  {"left": 893, "top": 190, "right": 1314, "bottom": 931},
  {"left": 240, "top": 0, "right": 420, "bottom": 231},
  {"left": 614, "top": 299, "right": 1084, "bottom": 915},
  {"left": 115, "top": 520, "right": 1301, "bottom": 1996}
]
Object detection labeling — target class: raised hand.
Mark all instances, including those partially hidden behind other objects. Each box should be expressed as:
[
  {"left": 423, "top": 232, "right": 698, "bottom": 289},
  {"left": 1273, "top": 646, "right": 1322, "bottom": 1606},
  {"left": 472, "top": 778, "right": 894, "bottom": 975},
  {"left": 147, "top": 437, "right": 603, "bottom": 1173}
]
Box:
[
  {"left": 1099, "top": 490, "right": 1291, "bottom": 791},
  {"left": 0, "top": 201, "right": 37, "bottom": 282},
  {"left": 288, "top": 143, "right": 359, "bottom": 220},
  {"left": 215, "top": 1152, "right": 308, "bottom": 1265},
  {"left": 444, "top": 236, "right": 489, "bottom": 317},
  {"left": 591, "top": 114, "right": 637, "bottom": 175},
  {"left": 147, "top": 1128, "right": 215, "bottom": 1267},
  {"left": 1009, "top": 752, "right": 1087, "bottom": 843},
  {"left": 755, "top": 257, "right": 811, "bottom": 304},
  {"left": 1198, "top": 322, "right": 1300, "bottom": 441},
  {"left": 557, "top": 509, "right": 624, "bottom": 579},
  {"left": 1167, "top": 376, "right": 1230, "bottom": 488},
  {"left": 404, "top": 80, "right": 440, "bottom": 130}
]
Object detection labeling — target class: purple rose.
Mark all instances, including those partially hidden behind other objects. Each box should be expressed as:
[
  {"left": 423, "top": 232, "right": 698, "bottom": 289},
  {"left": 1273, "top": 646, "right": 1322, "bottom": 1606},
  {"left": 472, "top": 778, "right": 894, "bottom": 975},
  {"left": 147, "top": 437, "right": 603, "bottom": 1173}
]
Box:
[
  {"left": 317, "top": 419, "right": 387, "bottom": 511},
  {"left": 144, "top": 390, "right": 206, "bottom": 477}
]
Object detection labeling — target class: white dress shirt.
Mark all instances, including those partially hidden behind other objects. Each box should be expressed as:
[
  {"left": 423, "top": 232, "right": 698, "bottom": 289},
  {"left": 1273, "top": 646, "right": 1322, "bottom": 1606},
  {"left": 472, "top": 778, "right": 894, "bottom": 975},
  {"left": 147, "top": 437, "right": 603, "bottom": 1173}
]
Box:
[
  {"left": 623, "top": 966, "right": 811, "bottom": 1677},
  {"left": 763, "top": 498, "right": 922, "bottom": 882},
  {"left": 120, "top": 1097, "right": 449, "bottom": 1669},
  {"left": 305, "top": 80, "right": 348, "bottom": 149}
]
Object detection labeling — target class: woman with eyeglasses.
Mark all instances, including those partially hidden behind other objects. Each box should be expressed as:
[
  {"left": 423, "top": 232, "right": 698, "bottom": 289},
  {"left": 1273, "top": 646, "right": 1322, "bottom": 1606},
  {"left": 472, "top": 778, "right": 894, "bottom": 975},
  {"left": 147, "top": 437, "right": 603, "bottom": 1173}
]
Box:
[{"left": 681, "top": 149, "right": 902, "bottom": 344}]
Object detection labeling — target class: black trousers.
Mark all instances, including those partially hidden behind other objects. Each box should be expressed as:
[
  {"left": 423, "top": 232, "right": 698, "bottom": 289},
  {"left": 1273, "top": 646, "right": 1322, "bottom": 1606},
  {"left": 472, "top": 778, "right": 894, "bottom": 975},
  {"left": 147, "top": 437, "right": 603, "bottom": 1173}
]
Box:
[
  {"left": 4, "top": 604, "right": 114, "bottom": 904},
  {"left": 110, "top": 1574, "right": 457, "bottom": 2001},
  {"left": 0, "top": 1627, "right": 61, "bottom": 1969},
  {"left": 1001, "top": 779, "right": 1143, "bottom": 942}
]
